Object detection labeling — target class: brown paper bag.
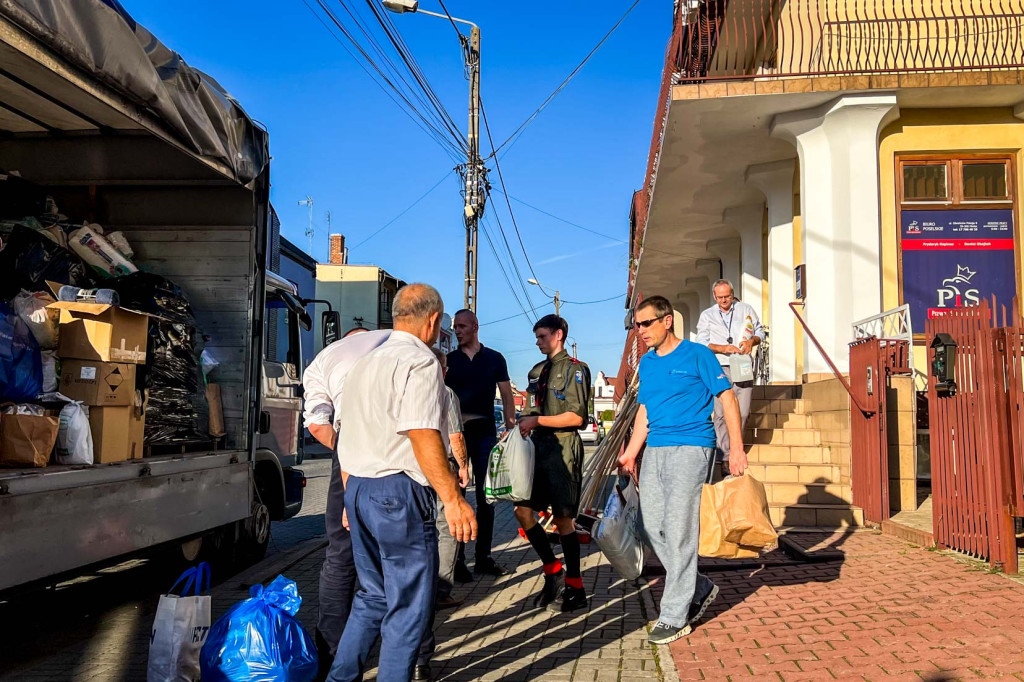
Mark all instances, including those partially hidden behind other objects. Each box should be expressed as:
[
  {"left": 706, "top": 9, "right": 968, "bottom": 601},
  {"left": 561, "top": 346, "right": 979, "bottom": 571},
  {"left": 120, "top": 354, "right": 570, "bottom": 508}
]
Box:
[
  {"left": 699, "top": 480, "right": 760, "bottom": 559},
  {"left": 206, "top": 383, "right": 225, "bottom": 438},
  {"left": 0, "top": 411, "right": 59, "bottom": 468},
  {"left": 718, "top": 474, "right": 778, "bottom": 548}
]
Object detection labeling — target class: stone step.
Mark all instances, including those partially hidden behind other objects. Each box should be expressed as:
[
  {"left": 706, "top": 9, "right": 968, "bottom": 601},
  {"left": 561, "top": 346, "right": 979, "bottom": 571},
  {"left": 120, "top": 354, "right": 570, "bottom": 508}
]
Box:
[
  {"left": 747, "top": 412, "right": 812, "bottom": 430},
  {"left": 745, "top": 461, "right": 850, "bottom": 486},
  {"left": 768, "top": 503, "right": 864, "bottom": 528},
  {"left": 744, "top": 444, "right": 839, "bottom": 465},
  {"left": 751, "top": 384, "right": 803, "bottom": 401},
  {"left": 762, "top": 481, "right": 853, "bottom": 506},
  {"left": 751, "top": 398, "right": 806, "bottom": 416},
  {"left": 744, "top": 428, "right": 821, "bottom": 447}
]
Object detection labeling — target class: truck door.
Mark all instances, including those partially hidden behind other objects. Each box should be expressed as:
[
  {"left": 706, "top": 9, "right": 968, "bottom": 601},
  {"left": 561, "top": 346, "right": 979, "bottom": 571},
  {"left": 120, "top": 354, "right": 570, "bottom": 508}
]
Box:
[{"left": 262, "top": 291, "right": 308, "bottom": 465}]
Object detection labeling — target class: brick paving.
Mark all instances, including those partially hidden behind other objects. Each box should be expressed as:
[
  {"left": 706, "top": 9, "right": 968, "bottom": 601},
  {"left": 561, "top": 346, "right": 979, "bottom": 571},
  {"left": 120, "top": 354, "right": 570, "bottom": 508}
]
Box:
[{"left": 662, "top": 530, "right": 1024, "bottom": 681}]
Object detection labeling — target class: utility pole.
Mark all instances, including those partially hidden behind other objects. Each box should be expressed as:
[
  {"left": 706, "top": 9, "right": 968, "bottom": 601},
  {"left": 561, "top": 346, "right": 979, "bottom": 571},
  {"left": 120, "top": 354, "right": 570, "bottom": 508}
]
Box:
[
  {"left": 298, "top": 195, "right": 314, "bottom": 255},
  {"left": 462, "top": 25, "right": 483, "bottom": 312}
]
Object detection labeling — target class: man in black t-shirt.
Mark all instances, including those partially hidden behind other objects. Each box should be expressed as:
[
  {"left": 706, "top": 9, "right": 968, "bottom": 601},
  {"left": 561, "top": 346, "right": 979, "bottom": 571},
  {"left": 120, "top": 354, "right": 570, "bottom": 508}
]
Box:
[{"left": 446, "top": 309, "right": 516, "bottom": 577}]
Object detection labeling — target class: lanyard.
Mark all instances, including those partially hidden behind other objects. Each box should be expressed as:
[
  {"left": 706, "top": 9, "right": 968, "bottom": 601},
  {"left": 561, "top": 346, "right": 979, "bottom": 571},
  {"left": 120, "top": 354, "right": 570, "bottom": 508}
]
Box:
[{"left": 719, "top": 306, "right": 735, "bottom": 344}]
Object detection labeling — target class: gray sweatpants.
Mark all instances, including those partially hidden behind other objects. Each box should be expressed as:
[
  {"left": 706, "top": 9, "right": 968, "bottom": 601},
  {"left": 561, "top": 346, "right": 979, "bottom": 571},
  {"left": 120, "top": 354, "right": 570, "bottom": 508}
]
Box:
[
  {"left": 713, "top": 365, "right": 752, "bottom": 461},
  {"left": 640, "top": 445, "right": 716, "bottom": 628}
]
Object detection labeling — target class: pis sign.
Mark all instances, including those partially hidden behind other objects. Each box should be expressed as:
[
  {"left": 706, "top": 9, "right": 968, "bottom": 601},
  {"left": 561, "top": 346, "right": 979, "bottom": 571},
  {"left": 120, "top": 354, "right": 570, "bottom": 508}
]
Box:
[{"left": 901, "top": 209, "right": 1017, "bottom": 332}]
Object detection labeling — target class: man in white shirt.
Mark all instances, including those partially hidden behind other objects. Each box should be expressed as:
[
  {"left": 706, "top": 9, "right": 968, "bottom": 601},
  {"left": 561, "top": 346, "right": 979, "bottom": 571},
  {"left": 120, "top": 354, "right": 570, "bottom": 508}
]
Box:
[
  {"left": 696, "top": 279, "right": 765, "bottom": 470},
  {"left": 302, "top": 326, "right": 391, "bottom": 676},
  {"left": 326, "top": 284, "right": 477, "bottom": 682}
]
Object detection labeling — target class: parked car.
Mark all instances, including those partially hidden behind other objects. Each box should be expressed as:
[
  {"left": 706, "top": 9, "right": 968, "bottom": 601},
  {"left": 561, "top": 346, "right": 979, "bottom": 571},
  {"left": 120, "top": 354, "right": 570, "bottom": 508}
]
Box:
[
  {"left": 495, "top": 406, "right": 506, "bottom": 438},
  {"left": 578, "top": 415, "right": 605, "bottom": 444}
]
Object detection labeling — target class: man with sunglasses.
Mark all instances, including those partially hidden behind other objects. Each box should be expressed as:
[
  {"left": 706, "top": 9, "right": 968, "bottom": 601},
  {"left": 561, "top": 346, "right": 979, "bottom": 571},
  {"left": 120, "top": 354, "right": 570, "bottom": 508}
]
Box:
[{"left": 619, "top": 295, "right": 747, "bottom": 645}]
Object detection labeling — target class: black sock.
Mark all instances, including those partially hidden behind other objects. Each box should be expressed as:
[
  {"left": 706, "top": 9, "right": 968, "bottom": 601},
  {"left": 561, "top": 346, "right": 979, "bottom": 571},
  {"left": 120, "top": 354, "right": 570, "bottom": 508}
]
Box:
[
  {"left": 561, "top": 532, "right": 581, "bottom": 581},
  {"left": 524, "top": 524, "right": 557, "bottom": 567}
]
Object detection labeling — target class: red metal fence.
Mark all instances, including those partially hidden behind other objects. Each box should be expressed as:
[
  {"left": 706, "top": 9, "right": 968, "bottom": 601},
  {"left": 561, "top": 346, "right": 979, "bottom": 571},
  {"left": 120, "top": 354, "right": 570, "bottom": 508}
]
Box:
[
  {"left": 849, "top": 338, "right": 911, "bottom": 524},
  {"left": 927, "top": 299, "right": 1022, "bottom": 573},
  {"left": 677, "top": 0, "right": 1024, "bottom": 82}
]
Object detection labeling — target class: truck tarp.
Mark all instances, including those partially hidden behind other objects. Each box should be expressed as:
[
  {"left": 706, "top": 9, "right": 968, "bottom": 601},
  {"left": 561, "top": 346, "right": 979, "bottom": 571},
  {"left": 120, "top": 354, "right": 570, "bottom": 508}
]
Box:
[{"left": 0, "top": 0, "right": 268, "bottom": 184}]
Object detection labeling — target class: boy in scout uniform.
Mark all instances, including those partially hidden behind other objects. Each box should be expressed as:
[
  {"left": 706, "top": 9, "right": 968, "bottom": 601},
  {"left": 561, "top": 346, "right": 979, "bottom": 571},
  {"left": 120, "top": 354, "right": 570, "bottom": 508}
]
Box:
[{"left": 516, "top": 314, "right": 592, "bottom": 613}]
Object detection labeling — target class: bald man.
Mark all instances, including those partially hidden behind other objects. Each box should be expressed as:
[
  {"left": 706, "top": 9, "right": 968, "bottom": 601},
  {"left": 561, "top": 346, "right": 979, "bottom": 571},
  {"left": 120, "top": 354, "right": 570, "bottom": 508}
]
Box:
[{"left": 445, "top": 309, "right": 515, "bottom": 577}]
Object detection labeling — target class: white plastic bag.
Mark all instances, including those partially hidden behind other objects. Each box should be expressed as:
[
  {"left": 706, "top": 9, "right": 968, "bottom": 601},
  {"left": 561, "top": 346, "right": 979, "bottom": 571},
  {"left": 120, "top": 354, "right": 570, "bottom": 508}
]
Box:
[
  {"left": 12, "top": 289, "right": 58, "bottom": 349},
  {"left": 68, "top": 224, "right": 138, "bottom": 278},
  {"left": 56, "top": 400, "right": 92, "bottom": 465},
  {"left": 484, "top": 429, "right": 535, "bottom": 503},
  {"left": 593, "top": 477, "right": 645, "bottom": 580},
  {"left": 41, "top": 350, "right": 58, "bottom": 393},
  {"left": 148, "top": 563, "right": 211, "bottom": 682}
]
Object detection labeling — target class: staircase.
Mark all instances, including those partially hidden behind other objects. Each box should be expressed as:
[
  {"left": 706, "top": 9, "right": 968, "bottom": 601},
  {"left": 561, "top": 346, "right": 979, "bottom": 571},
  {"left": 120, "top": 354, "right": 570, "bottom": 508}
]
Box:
[{"left": 744, "top": 384, "right": 863, "bottom": 528}]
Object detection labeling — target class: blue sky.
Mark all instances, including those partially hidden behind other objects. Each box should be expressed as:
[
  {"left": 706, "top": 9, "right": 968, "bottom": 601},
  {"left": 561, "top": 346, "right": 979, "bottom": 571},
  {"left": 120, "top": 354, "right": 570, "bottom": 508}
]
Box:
[{"left": 129, "top": 0, "right": 669, "bottom": 384}]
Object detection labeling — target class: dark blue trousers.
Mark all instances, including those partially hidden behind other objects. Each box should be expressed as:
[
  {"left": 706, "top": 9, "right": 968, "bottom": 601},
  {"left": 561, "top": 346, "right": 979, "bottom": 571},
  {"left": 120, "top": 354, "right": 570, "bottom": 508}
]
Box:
[
  {"left": 327, "top": 474, "right": 439, "bottom": 682},
  {"left": 458, "top": 421, "right": 497, "bottom": 563},
  {"left": 317, "top": 456, "right": 357, "bottom": 662}
]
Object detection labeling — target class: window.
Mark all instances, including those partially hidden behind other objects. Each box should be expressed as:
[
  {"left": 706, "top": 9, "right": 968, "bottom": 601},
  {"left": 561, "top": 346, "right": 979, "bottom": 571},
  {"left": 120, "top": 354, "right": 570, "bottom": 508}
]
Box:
[
  {"left": 902, "top": 163, "right": 948, "bottom": 201},
  {"left": 900, "top": 156, "right": 1013, "bottom": 206},
  {"left": 962, "top": 162, "right": 1009, "bottom": 200}
]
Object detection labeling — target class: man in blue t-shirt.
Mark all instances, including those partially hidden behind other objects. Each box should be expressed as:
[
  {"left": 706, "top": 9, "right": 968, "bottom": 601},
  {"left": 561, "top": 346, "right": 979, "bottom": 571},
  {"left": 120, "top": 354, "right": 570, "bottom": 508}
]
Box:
[{"left": 619, "top": 294, "right": 747, "bottom": 646}]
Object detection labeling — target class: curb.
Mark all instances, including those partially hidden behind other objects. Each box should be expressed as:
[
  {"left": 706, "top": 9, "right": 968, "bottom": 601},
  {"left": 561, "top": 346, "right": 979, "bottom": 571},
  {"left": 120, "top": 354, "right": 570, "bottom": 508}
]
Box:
[{"left": 225, "top": 536, "right": 328, "bottom": 592}]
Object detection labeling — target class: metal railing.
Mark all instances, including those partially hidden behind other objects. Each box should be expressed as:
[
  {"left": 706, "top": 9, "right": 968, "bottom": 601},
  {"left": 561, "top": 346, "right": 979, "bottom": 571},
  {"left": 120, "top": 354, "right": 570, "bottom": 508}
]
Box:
[{"left": 677, "top": 0, "right": 1024, "bottom": 82}]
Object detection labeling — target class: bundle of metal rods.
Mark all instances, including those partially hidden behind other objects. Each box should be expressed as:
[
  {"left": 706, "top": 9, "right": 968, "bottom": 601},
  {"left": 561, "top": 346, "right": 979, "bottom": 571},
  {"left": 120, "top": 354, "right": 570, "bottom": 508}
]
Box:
[{"left": 576, "top": 378, "right": 641, "bottom": 529}]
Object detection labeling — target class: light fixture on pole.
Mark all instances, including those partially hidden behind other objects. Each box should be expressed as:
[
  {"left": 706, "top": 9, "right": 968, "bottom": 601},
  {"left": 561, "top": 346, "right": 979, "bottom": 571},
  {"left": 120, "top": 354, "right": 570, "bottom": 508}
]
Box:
[
  {"left": 383, "top": 0, "right": 484, "bottom": 312},
  {"left": 527, "top": 278, "right": 560, "bottom": 317},
  {"left": 298, "top": 195, "right": 314, "bottom": 256}
]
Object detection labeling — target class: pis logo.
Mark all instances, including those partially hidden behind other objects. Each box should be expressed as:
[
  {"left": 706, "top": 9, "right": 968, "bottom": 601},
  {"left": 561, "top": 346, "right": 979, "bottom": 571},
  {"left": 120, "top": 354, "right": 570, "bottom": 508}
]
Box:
[{"left": 936, "top": 265, "right": 980, "bottom": 308}]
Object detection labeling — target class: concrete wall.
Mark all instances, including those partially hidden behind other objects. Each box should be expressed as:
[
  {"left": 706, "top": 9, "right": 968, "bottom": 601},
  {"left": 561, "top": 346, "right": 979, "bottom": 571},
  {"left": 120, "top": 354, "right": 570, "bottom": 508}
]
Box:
[
  {"left": 802, "top": 378, "right": 852, "bottom": 478},
  {"left": 886, "top": 375, "right": 918, "bottom": 511}
]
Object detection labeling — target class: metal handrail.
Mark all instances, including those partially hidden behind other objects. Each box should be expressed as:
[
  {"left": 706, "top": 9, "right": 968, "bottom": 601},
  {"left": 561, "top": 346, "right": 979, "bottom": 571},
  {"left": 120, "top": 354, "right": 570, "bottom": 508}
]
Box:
[{"left": 789, "top": 301, "right": 875, "bottom": 416}]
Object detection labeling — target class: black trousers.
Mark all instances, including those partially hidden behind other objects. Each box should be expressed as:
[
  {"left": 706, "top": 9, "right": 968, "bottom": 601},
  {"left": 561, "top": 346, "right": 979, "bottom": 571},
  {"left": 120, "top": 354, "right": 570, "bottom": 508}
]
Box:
[
  {"left": 316, "top": 455, "right": 357, "bottom": 662},
  {"left": 459, "top": 420, "right": 498, "bottom": 564}
]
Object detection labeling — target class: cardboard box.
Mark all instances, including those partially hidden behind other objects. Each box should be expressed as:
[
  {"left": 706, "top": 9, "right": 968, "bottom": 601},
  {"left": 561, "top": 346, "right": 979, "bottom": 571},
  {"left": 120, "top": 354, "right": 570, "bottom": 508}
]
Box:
[
  {"left": 60, "top": 360, "right": 137, "bottom": 406},
  {"left": 89, "top": 406, "right": 144, "bottom": 463},
  {"left": 129, "top": 390, "right": 147, "bottom": 460},
  {"left": 48, "top": 300, "right": 148, "bottom": 364}
]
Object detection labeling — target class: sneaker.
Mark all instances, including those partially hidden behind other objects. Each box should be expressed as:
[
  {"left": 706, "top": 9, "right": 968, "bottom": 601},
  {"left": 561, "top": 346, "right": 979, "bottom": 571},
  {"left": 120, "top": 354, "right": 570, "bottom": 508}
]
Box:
[
  {"left": 453, "top": 562, "right": 473, "bottom": 584},
  {"left": 547, "top": 584, "right": 588, "bottom": 613},
  {"left": 435, "top": 594, "right": 464, "bottom": 610},
  {"left": 474, "top": 557, "right": 509, "bottom": 576},
  {"left": 687, "top": 582, "right": 719, "bottom": 625},
  {"left": 648, "top": 620, "right": 692, "bottom": 645},
  {"left": 532, "top": 569, "right": 564, "bottom": 609}
]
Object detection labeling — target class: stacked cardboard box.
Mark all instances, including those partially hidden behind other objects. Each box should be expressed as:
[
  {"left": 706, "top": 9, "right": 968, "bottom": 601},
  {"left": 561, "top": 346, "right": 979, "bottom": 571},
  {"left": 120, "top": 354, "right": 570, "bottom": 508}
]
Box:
[{"left": 48, "top": 299, "right": 149, "bottom": 463}]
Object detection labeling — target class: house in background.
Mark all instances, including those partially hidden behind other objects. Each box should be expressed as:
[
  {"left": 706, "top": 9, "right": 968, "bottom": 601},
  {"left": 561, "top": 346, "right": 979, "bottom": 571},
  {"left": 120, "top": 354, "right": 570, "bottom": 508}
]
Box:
[
  {"left": 314, "top": 234, "right": 406, "bottom": 353},
  {"left": 593, "top": 371, "right": 618, "bottom": 418}
]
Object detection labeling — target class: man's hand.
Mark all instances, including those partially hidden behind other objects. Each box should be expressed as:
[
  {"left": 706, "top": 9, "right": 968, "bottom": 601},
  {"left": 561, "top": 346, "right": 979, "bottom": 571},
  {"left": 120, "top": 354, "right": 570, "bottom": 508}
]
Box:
[
  {"left": 519, "top": 415, "right": 540, "bottom": 437},
  {"left": 505, "top": 416, "right": 517, "bottom": 430},
  {"left": 444, "top": 496, "right": 478, "bottom": 542},
  {"left": 728, "top": 447, "right": 748, "bottom": 476},
  {"left": 738, "top": 339, "right": 755, "bottom": 355},
  {"left": 458, "top": 464, "right": 470, "bottom": 489},
  {"left": 309, "top": 423, "right": 337, "bottom": 450},
  {"left": 342, "top": 508, "right": 349, "bottom": 531},
  {"left": 710, "top": 343, "right": 742, "bottom": 355},
  {"left": 618, "top": 451, "right": 638, "bottom": 477}
]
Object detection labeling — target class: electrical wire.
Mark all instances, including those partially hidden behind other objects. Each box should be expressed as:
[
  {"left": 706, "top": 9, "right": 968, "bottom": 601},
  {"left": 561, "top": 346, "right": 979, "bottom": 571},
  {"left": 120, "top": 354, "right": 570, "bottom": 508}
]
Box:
[
  {"left": 562, "top": 294, "right": 623, "bottom": 305},
  {"left": 487, "top": 0, "right": 643, "bottom": 159},
  {"left": 479, "top": 217, "right": 535, "bottom": 325},
  {"left": 479, "top": 293, "right": 622, "bottom": 326},
  {"left": 352, "top": 170, "right": 455, "bottom": 249}
]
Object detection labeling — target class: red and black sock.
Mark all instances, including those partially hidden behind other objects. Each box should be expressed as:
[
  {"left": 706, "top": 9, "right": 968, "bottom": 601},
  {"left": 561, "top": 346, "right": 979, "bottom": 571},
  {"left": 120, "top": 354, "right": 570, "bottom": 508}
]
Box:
[
  {"left": 561, "top": 531, "right": 583, "bottom": 590},
  {"left": 524, "top": 524, "right": 558, "bottom": 570}
]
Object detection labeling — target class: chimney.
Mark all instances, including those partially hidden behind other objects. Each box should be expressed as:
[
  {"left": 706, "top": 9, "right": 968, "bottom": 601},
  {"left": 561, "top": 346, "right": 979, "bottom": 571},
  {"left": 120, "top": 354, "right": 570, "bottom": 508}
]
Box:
[{"left": 329, "top": 234, "right": 346, "bottom": 265}]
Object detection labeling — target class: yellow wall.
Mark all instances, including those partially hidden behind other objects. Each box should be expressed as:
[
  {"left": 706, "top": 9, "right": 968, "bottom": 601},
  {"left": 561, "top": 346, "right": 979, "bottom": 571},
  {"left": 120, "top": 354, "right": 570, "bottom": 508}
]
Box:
[{"left": 878, "top": 107, "right": 1024, "bottom": 378}]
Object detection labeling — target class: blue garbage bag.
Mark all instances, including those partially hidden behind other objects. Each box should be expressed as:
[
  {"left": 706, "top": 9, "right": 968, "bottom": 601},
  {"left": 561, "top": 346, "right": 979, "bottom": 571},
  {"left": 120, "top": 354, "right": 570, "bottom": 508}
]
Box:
[
  {"left": 200, "top": 575, "right": 318, "bottom": 682},
  {"left": 0, "top": 303, "right": 42, "bottom": 402}
]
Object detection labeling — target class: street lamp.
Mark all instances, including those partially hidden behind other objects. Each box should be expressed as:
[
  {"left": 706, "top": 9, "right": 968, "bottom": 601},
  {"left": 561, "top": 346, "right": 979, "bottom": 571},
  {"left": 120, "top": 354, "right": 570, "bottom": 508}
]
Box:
[
  {"left": 383, "top": 0, "right": 483, "bottom": 312},
  {"left": 528, "top": 278, "right": 560, "bottom": 317}
]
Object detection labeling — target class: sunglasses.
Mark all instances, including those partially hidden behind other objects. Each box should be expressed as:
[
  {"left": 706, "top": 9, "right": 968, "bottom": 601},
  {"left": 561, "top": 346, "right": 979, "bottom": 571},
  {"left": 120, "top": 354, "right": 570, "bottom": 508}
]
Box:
[{"left": 634, "top": 316, "right": 666, "bottom": 329}]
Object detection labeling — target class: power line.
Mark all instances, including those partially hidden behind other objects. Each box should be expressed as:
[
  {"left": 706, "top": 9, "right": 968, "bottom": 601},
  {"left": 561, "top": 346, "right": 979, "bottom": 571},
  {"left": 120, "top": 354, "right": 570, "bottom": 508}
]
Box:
[
  {"left": 479, "top": 218, "right": 534, "bottom": 325},
  {"left": 496, "top": 191, "right": 626, "bottom": 243},
  {"left": 487, "top": 0, "right": 643, "bottom": 159},
  {"left": 480, "top": 293, "right": 622, "bottom": 326},
  {"left": 562, "top": 294, "right": 623, "bottom": 305},
  {"left": 352, "top": 171, "right": 454, "bottom": 249},
  {"left": 480, "top": 302, "right": 553, "bottom": 327}
]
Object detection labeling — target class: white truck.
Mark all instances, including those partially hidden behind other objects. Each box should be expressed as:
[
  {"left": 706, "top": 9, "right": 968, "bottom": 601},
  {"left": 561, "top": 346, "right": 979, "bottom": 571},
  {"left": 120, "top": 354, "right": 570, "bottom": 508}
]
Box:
[{"left": 0, "top": 1, "right": 319, "bottom": 592}]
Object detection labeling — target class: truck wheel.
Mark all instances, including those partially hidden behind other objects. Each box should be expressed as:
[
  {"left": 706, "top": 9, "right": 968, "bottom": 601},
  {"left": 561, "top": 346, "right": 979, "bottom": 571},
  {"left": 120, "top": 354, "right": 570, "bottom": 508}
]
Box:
[{"left": 239, "top": 493, "right": 271, "bottom": 562}]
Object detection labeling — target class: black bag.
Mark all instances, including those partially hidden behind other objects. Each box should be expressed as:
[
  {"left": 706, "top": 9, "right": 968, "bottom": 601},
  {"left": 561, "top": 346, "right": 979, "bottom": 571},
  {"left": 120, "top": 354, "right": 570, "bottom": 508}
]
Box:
[{"left": 0, "top": 225, "right": 96, "bottom": 300}]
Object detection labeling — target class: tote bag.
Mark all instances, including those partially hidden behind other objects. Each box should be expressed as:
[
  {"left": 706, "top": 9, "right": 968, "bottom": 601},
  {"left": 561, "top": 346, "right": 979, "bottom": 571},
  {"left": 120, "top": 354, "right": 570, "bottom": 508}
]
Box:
[{"left": 148, "top": 562, "right": 212, "bottom": 682}]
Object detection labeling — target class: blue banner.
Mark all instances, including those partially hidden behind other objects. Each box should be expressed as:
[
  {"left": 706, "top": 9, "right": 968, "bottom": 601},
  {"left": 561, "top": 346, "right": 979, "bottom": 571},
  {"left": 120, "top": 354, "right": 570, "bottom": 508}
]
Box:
[{"left": 901, "top": 209, "right": 1017, "bottom": 333}]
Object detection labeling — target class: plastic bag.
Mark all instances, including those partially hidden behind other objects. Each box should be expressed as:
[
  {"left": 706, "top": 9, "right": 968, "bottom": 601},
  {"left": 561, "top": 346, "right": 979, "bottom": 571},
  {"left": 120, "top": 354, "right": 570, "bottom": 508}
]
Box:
[
  {"left": 698, "top": 475, "right": 774, "bottom": 559},
  {"left": 41, "top": 350, "right": 58, "bottom": 393},
  {"left": 200, "top": 575, "right": 317, "bottom": 682},
  {"left": 0, "top": 224, "right": 96, "bottom": 300},
  {"left": 56, "top": 400, "right": 92, "bottom": 466},
  {"left": 148, "top": 563, "right": 212, "bottom": 682},
  {"left": 68, "top": 224, "right": 138, "bottom": 279},
  {"left": 717, "top": 474, "right": 778, "bottom": 548},
  {"left": 0, "top": 304, "right": 42, "bottom": 402},
  {"left": 593, "top": 476, "right": 644, "bottom": 580},
  {"left": 484, "top": 429, "right": 535, "bottom": 503},
  {"left": 12, "top": 289, "right": 58, "bottom": 349}
]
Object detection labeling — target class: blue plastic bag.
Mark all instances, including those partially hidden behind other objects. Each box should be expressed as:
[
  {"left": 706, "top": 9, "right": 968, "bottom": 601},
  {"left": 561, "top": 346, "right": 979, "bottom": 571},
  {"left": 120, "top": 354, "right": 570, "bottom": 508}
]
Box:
[
  {"left": 0, "top": 303, "right": 42, "bottom": 402},
  {"left": 200, "top": 575, "right": 317, "bottom": 682}
]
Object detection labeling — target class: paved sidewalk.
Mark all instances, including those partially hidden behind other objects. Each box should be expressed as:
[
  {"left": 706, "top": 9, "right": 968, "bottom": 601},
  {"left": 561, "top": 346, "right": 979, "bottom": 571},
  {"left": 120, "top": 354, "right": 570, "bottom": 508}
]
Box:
[
  {"left": 225, "top": 500, "right": 670, "bottom": 682},
  {"left": 661, "top": 530, "right": 1024, "bottom": 681}
]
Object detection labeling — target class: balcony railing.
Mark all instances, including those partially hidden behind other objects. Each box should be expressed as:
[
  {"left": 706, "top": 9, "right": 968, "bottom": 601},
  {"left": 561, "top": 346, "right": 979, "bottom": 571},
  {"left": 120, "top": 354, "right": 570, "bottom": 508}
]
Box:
[{"left": 677, "top": 0, "right": 1024, "bottom": 82}]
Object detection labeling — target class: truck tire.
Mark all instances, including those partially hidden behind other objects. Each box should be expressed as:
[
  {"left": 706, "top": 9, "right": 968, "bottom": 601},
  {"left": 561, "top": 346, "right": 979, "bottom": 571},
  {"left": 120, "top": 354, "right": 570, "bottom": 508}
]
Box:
[{"left": 238, "top": 476, "right": 273, "bottom": 563}]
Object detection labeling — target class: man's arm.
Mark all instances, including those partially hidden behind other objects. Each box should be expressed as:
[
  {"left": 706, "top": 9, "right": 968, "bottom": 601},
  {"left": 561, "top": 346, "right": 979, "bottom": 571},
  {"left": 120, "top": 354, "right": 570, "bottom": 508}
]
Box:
[
  {"left": 408, "top": 429, "right": 478, "bottom": 542},
  {"left": 738, "top": 305, "right": 764, "bottom": 355},
  {"left": 718, "top": 390, "right": 748, "bottom": 476},
  {"left": 309, "top": 423, "right": 337, "bottom": 450},
  {"left": 519, "top": 411, "right": 584, "bottom": 436},
  {"left": 617, "top": 404, "right": 649, "bottom": 476},
  {"left": 498, "top": 380, "right": 516, "bottom": 428},
  {"left": 450, "top": 432, "right": 470, "bottom": 487}
]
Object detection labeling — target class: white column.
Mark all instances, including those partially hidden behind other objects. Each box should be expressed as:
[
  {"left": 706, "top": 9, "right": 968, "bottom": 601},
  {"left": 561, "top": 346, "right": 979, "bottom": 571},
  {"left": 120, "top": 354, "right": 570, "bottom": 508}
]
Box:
[
  {"left": 723, "top": 204, "right": 765, "bottom": 307},
  {"left": 685, "top": 275, "right": 711, "bottom": 316},
  {"left": 706, "top": 237, "right": 741, "bottom": 294},
  {"left": 771, "top": 94, "right": 899, "bottom": 374},
  {"left": 678, "top": 291, "right": 701, "bottom": 341},
  {"left": 747, "top": 159, "right": 797, "bottom": 383}
]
